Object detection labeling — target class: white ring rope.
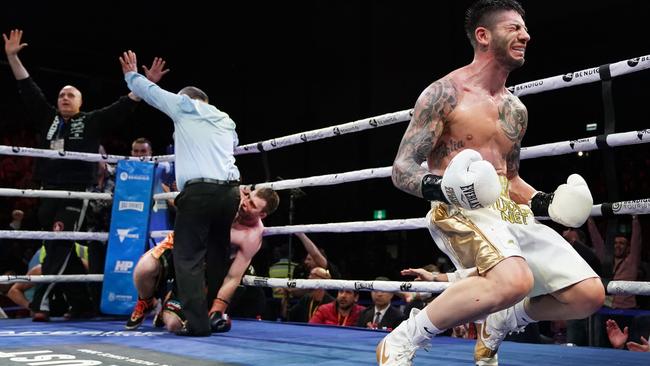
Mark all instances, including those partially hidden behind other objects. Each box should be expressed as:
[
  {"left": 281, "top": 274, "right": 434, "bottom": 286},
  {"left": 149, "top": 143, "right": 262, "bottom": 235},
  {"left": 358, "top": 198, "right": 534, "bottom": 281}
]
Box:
[
  {"left": 241, "top": 276, "right": 650, "bottom": 296},
  {"left": 234, "top": 110, "right": 412, "bottom": 155},
  {"left": 0, "top": 188, "right": 112, "bottom": 200},
  {"left": 242, "top": 276, "right": 450, "bottom": 293},
  {"left": 0, "top": 275, "right": 104, "bottom": 284},
  {"left": 519, "top": 129, "right": 650, "bottom": 160},
  {"left": 509, "top": 54, "right": 650, "bottom": 97},
  {"left": 591, "top": 199, "right": 650, "bottom": 216},
  {"left": 3, "top": 197, "right": 649, "bottom": 242},
  {"left": 149, "top": 217, "right": 428, "bottom": 239},
  {"left": 607, "top": 281, "right": 650, "bottom": 296},
  {"left": 0, "top": 231, "right": 108, "bottom": 241},
  {"left": 0, "top": 130, "right": 644, "bottom": 206},
  {"left": 0, "top": 145, "right": 159, "bottom": 164},
  {"left": 2, "top": 274, "right": 648, "bottom": 297},
  {"left": 152, "top": 129, "right": 649, "bottom": 200}
]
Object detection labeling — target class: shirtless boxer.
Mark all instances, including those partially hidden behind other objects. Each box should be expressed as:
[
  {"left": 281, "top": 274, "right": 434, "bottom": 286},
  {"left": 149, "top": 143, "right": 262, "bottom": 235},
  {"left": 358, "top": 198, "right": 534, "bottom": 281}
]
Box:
[
  {"left": 378, "top": 1, "right": 604, "bottom": 364},
  {"left": 125, "top": 187, "right": 279, "bottom": 333}
]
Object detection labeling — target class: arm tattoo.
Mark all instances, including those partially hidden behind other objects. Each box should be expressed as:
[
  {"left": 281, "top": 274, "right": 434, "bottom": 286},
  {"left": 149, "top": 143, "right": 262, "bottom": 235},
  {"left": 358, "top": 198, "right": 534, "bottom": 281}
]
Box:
[
  {"left": 431, "top": 138, "right": 464, "bottom": 166},
  {"left": 498, "top": 95, "right": 527, "bottom": 142},
  {"left": 500, "top": 95, "right": 528, "bottom": 177},
  {"left": 506, "top": 142, "right": 521, "bottom": 178},
  {"left": 392, "top": 79, "right": 457, "bottom": 196}
]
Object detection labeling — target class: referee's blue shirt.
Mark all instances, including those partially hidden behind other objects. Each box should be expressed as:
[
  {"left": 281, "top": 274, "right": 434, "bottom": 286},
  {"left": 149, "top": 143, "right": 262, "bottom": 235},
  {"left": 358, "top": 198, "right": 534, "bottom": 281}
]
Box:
[{"left": 125, "top": 72, "right": 240, "bottom": 190}]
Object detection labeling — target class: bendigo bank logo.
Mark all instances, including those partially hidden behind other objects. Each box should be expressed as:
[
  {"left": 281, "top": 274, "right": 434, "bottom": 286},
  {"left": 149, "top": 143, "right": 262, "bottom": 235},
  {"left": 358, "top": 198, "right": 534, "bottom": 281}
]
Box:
[
  {"left": 562, "top": 73, "right": 574, "bottom": 82},
  {"left": 625, "top": 57, "right": 650, "bottom": 67}
]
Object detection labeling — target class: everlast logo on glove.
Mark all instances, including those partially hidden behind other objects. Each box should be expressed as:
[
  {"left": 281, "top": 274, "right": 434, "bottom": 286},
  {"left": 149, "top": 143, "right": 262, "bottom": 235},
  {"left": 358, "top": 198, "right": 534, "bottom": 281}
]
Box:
[
  {"left": 444, "top": 187, "right": 462, "bottom": 207},
  {"left": 440, "top": 149, "right": 501, "bottom": 210},
  {"left": 460, "top": 184, "right": 482, "bottom": 209}
]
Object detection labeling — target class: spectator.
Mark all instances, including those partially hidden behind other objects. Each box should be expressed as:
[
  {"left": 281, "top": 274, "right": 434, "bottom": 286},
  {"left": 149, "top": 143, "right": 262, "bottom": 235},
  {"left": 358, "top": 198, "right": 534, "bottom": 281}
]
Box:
[
  {"left": 590, "top": 216, "right": 642, "bottom": 309},
  {"left": 356, "top": 276, "right": 403, "bottom": 330},
  {"left": 287, "top": 267, "right": 334, "bottom": 323},
  {"left": 3, "top": 30, "right": 168, "bottom": 322},
  {"left": 606, "top": 318, "right": 650, "bottom": 352},
  {"left": 293, "top": 233, "right": 341, "bottom": 279},
  {"left": 290, "top": 233, "right": 341, "bottom": 300},
  {"left": 7, "top": 244, "right": 89, "bottom": 318},
  {"left": 309, "top": 289, "right": 364, "bottom": 327}
]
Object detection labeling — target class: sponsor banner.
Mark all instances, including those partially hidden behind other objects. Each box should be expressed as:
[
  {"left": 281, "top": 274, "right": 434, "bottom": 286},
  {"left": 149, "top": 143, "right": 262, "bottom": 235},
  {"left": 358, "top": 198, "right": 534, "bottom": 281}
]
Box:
[
  {"left": 102, "top": 161, "right": 155, "bottom": 315},
  {"left": 149, "top": 163, "right": 174, "bottom": 245}
]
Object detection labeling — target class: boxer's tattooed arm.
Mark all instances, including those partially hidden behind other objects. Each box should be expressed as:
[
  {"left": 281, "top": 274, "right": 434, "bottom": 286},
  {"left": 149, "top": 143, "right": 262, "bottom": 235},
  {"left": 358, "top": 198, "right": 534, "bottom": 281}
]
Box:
[
  {"left": 392, "top": 79, "right": 457, "bottom": 197},
  {"left": 505, "top": 142, "right": 521, "bottom": 178},
  {"left": 431, "top": 138, "right": 464, "bottom": 166},
  {"left": 500, "top": 95, "right": 528, "bottom": 178}
]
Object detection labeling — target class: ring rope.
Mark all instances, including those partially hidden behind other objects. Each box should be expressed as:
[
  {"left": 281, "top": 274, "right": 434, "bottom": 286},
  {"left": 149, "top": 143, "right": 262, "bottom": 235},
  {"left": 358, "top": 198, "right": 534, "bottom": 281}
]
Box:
[
  {"left": 509, "top": 53, "right": 650, "bottom": 97},
  {"left": 0, "top": 188, "right": 112, "bottom": 200},
  {"left": 2, "top": 198, "right": 648, "bottom": 242},
  {"left": 241, "top": 276, "right": 650, "bottom": 296},
  {"left": 0, "top": 274, "right": 104, "bottom": 284},
  {"left": 2, "top": 274, "right": 648, "bottom": 297},
  {"left": 0, "top": 128, "right": 646, "bottom": 201},
  {"left": 606, "top": 281, "right": 650, "bottom": 296},
  {"left": 0, "top": 145, "right": 160, "bottom": 164},
  {"left": 242, "top": 276, "right": 450, "bottom": 293},
  {"left": 0, "top": 231, "right": 108, "bottom": 241},
  {"left": 234, "top": 110, "right": 412, "bottom": 155},
  {"left": 0, "top": 129, "right": 644, "bottom": 203},
  {"left": 149, "top": 128, "right": 649, "bottom": 200}
]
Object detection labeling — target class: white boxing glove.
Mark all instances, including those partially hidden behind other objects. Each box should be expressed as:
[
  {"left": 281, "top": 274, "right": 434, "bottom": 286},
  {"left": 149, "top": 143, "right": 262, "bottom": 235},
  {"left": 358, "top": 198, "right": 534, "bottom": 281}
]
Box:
[
  {"left": 530, "top": 174, "right": 593, "bottom": 228},
  {"left": 440, "top": 149, "right": 500, "bottom": 210}
]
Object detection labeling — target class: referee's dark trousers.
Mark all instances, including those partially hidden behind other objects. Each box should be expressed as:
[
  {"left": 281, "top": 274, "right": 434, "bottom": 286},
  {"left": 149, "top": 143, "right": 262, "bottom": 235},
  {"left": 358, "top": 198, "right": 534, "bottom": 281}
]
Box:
[{"left": 173, "top": 180, "right": 240, "bottom": 335}]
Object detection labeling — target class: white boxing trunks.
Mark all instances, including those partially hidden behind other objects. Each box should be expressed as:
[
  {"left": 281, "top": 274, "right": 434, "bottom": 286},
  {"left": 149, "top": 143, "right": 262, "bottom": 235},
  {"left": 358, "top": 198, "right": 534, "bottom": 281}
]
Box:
[{"left": 427, "top": 176, "right": 598, "bottom": 298}]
